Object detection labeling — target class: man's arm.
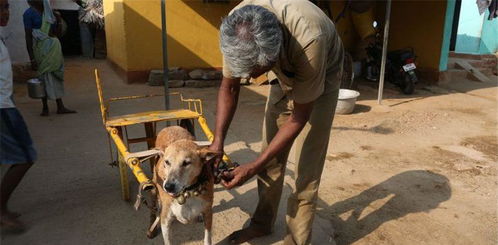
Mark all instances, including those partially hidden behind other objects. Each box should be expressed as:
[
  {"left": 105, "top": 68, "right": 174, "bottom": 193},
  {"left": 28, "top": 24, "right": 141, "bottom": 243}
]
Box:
[
  {"left": 222, "top": 101, "right": 313, "bottom": 189},
  {"left": 253, "top": 101, "right": 313, "bottom": 171},
  {"left": 253, "top": 37, "right": 327, "bottom": 166},
  {"left": 209, "top": 76, "right": 241, "bottom": 153},
  {"left": 24, "top": 28, "right": 36, "bottom": 70},
  {"left": 222, "top": 38, "right": 328, "bottom": 189}
]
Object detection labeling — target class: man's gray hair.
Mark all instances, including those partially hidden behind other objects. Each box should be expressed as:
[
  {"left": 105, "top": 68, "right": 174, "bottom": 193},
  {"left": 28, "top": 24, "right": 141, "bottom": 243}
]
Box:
[{"left": 220, "top": 5, "right": 282, "bottom": 78}]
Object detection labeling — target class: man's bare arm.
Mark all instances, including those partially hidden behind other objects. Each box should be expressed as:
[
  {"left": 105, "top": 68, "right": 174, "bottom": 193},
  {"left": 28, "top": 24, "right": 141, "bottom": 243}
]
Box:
[
  {"left": 210, "top": 76, "right": 241, "bottom": 152},
  {"left": 222, "top": 101, "right": 314, "bottom": 189},
  {"left": 252, "top": 101, "right": 312, "bottom": 172},
  {"left": 24, "top": 28, "right": 36, "bottom": 70}
]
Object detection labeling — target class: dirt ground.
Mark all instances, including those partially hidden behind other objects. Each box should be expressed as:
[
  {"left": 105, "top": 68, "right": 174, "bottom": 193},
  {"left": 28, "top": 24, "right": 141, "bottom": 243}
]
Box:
[{"left": 1, "top": 58, "right": 497, "bottom": 245}]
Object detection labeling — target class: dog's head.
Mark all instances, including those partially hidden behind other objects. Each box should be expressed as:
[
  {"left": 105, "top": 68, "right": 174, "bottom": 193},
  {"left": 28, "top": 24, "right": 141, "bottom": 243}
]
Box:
[{"left": 157, "top": 140, "right": 217, "bottom": 196}]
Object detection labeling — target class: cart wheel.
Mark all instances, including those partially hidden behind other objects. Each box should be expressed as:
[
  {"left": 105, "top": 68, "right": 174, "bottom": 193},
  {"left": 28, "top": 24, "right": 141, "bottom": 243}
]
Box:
[
  {"left": 340, "top": 52, "right": 355, "bottom": 89},
  {"left": 179, "top": 119, "right": 195, "bottom": 137},
  {"left": 118, "top": 153, "right": 130, "bottom": 201},
  {"left": 400, "top": 73, "right": 415, "bottom": 95}
]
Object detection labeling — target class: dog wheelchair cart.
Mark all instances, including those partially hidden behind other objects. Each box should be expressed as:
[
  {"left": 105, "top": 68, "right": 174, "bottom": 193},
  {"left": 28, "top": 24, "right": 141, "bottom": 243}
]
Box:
[{"left": 94, "top": 69, "right": 233, "bottom": 202}]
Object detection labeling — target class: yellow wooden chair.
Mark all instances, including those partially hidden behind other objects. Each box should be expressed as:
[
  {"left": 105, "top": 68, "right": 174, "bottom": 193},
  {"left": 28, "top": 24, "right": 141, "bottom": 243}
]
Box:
[{"left": 94, "top": 69, "right": 227, "bottom": 201}]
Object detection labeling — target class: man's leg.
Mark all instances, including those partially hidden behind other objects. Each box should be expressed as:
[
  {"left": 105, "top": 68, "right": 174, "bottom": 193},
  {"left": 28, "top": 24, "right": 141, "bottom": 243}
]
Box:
[
  {"left": 284, "top": 89, "right": 339, "bottom": 245},
  {"left": 0, "top": 108, "right": 36, "bottom": 231},
  {"left": 40, "top": 97, "right": 49, "bottom": 116},
  {"left": 1, "top": 163, "right": 33, "bottom": 214},
  {"left": 56, "top": 98, "right": 76, "bottom": 114},
  {"left": 0, "top": 163, "right": 33, "bottom": 231},
  {"left": 229, "top": 84, "right": 293, "bottom": 243}
]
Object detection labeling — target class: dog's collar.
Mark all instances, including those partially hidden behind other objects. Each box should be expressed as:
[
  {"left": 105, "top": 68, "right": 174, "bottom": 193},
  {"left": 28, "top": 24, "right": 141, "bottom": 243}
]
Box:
[{"left": 173, "top": 164, "right": 210, "bottom": 205}]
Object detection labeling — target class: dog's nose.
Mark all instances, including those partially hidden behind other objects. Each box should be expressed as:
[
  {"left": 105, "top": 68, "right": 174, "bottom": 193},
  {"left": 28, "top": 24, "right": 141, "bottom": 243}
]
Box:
[{"left": 163, "top": 182, "right": 176, "bottom": 193}]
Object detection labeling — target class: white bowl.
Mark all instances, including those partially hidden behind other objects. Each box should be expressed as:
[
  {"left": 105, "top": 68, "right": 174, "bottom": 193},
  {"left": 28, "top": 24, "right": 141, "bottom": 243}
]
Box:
[{"left": 335, "top": 89, "right": 360, "bottom": 114}]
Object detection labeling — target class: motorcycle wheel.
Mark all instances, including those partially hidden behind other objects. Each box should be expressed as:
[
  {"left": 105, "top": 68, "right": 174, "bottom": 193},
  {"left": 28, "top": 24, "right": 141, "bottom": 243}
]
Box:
[{"left": 400, "top": 72, "right": 415, "bottom": 95}]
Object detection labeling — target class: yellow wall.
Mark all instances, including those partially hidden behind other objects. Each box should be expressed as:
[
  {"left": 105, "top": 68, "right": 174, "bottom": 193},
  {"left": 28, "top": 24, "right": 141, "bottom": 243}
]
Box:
[
  {"left": 104, "top": 0, "right": 447, "bottom": 79},
  {"left": 103, "top": 0, "right": 239, "bottom": 73},
  {"left": 327, "top": 1, "right": 372, "bottom": 52},
  {"left": 328, "top": 0, "right": 446, "bottom": 73},
  {"left": 103, "top": 0, "right": 128, "bottom": 70},
  {"left": 388, "top": 1, "right": 447, "bottom": 71}
]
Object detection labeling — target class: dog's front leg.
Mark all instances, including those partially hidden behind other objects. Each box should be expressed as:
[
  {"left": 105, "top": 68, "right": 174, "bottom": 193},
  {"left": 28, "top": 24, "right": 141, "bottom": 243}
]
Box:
[
  {"left": 161, "top": 213, "right": 173, "bottom": 245},
  {"left": 203, "top": 210, "right": 213, "bottom": 245}
]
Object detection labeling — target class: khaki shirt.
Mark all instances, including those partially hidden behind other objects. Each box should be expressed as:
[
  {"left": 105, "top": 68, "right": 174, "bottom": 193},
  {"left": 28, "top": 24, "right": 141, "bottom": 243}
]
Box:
[{"left": 222, "top": 0, "right": 344, "bottom": 104}]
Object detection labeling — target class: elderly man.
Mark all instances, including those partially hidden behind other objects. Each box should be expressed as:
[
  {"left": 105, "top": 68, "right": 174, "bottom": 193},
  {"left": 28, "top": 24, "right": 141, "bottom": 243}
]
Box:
[{"left": 208, "top": 0, "right": 344, "bottom": 244}]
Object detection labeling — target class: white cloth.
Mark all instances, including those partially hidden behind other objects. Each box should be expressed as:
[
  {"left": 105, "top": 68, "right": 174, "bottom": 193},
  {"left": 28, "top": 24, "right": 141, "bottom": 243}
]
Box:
[
  {"left": 43, "top": 0, "right": 56, "bottom": 24},
  {"left": 0, "top": 39, "right": 15, "bottom": 109},
  {"left": 41, "top": 72, "right": 65, "bottom": 100}
]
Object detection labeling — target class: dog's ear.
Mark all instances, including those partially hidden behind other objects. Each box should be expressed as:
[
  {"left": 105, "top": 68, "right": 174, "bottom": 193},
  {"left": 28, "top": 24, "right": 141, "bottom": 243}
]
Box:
[{"left": 196, "top": 147, "right": 220, "bottom": 160}]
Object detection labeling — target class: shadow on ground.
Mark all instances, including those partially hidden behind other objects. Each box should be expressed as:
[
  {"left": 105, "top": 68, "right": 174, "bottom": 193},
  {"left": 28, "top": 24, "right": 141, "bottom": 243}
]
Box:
[
  {"left": 316, "top": 170, "right": 451, "bottom": 245},
  {"left": 211, "top": 168, "right": 451, "bottom": 245},
  {"left": 354, "top": 76, "right": 497, "bottom": 105}
]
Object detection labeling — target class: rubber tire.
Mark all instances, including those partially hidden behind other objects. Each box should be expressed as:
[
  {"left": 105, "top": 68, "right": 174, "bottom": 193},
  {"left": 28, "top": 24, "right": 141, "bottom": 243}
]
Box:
[
  {"left": 340, "top": 52, "right": 354, "bottom": 89},
  {"left": 400, "top": 73, "right": 415, "bottom": 95}
]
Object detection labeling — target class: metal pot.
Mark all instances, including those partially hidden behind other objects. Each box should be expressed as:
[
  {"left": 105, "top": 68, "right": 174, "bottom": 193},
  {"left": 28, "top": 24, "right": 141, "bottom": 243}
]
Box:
[{"left": 27, "top": 78, "right": 45, "bottom": 99}]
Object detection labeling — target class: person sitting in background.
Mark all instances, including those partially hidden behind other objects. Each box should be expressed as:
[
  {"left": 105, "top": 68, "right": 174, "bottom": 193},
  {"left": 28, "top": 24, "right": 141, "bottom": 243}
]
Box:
[
  {"left": 1, "top": 0, "right": 36, "bottom": 233},
  {"left": 23, "top": 0, "right": 76, "bottom": 116}
]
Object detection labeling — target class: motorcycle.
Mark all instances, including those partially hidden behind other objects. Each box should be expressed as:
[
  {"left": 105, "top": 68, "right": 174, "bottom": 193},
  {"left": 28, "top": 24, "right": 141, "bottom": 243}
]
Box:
[{"left": 365, "top": 32, "right": 418, "bottom": 95}]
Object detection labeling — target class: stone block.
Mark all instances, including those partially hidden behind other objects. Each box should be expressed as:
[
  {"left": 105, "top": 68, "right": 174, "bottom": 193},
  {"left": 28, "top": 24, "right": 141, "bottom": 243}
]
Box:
[
  {"left": 168, "top": 80, "right": 185, "bottom": 88},
  {"left": 203, "top": 70, "right": 223, "bottom": 80},
  {"left": 149, "top": 79, "right": 184, "bottom": 88},
  {"left": 169, "top": 68, "right": 189, "bottom": 80},
  {"left": 188, "top": 69, "right": 222, "bottom": 80},
  {"left": 188, "top": 69, "right": 205, "bottom": 80},
  {"left": 185, "top": 80, "right": 221, "bottom": 88},
  {"left": 148, "top": 69, "right": 188, "bottom": 86}
]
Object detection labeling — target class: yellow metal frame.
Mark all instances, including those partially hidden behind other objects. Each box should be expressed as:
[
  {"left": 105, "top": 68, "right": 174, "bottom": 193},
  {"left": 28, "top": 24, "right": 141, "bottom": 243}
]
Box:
[{"left": 94, "top": 69, "right": 230, "bottom": 201}]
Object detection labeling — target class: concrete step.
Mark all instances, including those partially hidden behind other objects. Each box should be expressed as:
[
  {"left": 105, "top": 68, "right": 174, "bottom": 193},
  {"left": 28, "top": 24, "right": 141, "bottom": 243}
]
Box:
[
  {"left": 469, "top": 58, "right": 497, "bottom": 69},
  {"left": 449, "top": 52, "right": 497, "bottom": 60},
  {"left": 448, "top": 58, "right": 496, "bottom": 68},
  {"left": 445, "top": 69, "right": 474, "bottom": 81},
  {"left": 448, "top": 57, "right": 497, "bottom": 76},
  {"left": 440, "top": 68, "right": 495, "bottom": 84}
]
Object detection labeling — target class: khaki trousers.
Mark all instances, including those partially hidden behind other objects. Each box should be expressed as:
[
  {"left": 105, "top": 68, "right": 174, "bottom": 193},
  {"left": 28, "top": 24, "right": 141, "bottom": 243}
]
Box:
[{"left": 250, "top": 84, "right": 339, "bottom": 245}]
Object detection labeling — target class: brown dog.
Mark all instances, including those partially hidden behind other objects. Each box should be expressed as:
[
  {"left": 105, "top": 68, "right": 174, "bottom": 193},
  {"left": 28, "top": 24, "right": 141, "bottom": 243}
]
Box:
[{"left": 153, "top": 126, "right": 216, "bottom": 245}]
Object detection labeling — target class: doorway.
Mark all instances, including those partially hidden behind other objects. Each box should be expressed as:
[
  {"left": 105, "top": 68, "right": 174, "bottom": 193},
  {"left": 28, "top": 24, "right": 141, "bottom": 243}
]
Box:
[
  {"left": 450, "top": 0, "right": 498, "bottom": 54},
  {"left": 58, "top": 9, "right": 81, "bottom": 56}
]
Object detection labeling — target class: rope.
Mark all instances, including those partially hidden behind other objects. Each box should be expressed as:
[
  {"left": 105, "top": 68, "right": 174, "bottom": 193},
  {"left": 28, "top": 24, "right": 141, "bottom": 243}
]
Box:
[{"left": 106, "top": 133, "right": 117, "bottom": 167}]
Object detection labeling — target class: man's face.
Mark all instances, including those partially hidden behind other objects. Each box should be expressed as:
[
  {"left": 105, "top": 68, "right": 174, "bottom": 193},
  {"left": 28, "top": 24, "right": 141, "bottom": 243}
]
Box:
[{"left": 0, "top": 0, "right": 9, "bottom": 27}]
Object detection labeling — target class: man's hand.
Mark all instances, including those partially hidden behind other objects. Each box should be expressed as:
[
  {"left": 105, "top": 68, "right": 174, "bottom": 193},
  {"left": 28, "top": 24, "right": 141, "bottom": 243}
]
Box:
[{"left": 221, "top": 163, "right": 257, "bottom": 189}]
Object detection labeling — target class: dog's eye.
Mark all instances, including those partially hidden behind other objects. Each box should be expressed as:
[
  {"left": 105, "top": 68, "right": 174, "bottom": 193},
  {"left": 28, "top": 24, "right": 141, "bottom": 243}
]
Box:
[
  {"left": 182, "top": 160, "right": 191, "bottom": 167},
  {"left": 164, "top": 160, "right": 170, "bottom": 166}
]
